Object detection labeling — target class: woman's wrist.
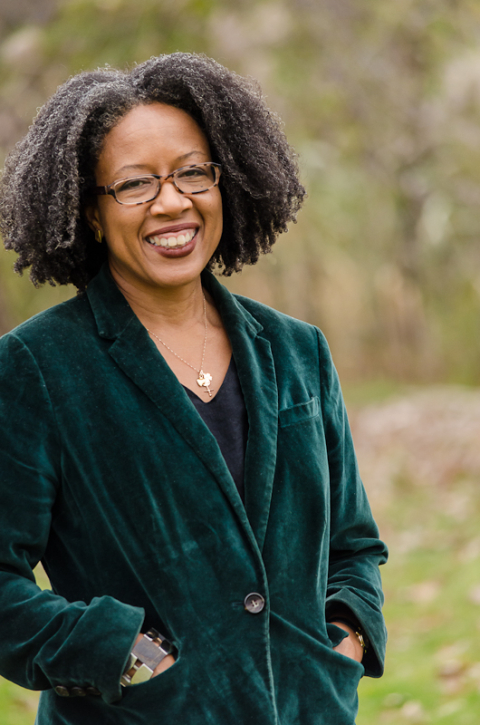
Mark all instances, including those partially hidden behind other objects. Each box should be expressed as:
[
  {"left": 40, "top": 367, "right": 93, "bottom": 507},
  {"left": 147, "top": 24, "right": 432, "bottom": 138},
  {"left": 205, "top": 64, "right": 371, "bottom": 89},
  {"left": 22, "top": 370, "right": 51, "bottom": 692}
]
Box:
[
  {"left": 327, "top": 607, "right": 369, "bottom": 661},
  {"left": 330, "top": 620, "right": 365, "bottom": 662}
]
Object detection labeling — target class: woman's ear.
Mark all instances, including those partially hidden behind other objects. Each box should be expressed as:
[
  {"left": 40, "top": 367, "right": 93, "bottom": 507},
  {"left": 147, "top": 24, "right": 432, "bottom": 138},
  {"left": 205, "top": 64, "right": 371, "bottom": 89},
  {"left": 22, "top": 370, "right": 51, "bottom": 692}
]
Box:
[
  {"left": 84, "top": 202, "right": 100, "bottom": 231},
  {"left": 84, "top": 204, "right": 104, "bottom": 244}
]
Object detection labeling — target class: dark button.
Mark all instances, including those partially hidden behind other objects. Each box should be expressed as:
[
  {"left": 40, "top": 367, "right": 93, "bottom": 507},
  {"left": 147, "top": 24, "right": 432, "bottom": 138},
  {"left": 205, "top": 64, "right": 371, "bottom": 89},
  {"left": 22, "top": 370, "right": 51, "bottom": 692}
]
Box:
[
  {"left": 244, "top": 592, "right": 265, "bottom": 614},
  {"left": 70, "top": 687, "right": 87, "bottom": 697},
  {"left": 86, "top": 687, "right": 101, "bottom": 697},
  {"left": 54, "top": 685, "right": 70, "bottom": 697}
]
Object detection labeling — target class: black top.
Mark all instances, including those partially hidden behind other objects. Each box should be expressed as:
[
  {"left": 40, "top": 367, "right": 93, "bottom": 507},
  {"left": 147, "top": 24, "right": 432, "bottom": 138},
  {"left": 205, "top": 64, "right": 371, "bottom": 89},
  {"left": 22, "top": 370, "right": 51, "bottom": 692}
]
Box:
[{"left": 183, "top": 357, "right": 248, "bottom": 501}]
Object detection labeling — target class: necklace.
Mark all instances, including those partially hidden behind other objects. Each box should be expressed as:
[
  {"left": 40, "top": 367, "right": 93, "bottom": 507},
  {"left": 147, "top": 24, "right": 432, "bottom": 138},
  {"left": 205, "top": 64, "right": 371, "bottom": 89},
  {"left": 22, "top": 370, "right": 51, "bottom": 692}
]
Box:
[{"left": 147, "top": 294, "right": 214, "bottom": 397}]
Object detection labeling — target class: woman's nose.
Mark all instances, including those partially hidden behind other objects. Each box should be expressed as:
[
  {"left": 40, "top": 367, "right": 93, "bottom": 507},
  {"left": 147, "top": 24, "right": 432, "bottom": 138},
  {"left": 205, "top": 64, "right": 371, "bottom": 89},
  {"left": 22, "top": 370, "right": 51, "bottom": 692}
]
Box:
[{"left": 149, "top": 179, "right": 193, "bottom": 216}]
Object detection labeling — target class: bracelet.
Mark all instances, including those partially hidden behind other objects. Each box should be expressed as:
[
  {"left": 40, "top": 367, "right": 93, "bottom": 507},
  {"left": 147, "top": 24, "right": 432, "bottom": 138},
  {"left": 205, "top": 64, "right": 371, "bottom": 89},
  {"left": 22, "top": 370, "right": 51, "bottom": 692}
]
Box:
[{"left": 355, "top": 628, "right": 368, "bottom": 655}]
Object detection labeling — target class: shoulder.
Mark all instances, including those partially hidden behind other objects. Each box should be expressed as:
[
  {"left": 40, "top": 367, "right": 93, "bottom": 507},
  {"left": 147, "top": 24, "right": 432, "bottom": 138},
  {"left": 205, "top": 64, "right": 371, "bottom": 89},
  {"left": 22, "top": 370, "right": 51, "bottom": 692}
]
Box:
[
  {"left": 233, "top": 293, "right": 313, "bottom": 335},
  {"left": 232, "top": 293, "right": 331, "bottom": 358},
  {"left": 229, "top": 292, "right": 340, "bottom": 405}
]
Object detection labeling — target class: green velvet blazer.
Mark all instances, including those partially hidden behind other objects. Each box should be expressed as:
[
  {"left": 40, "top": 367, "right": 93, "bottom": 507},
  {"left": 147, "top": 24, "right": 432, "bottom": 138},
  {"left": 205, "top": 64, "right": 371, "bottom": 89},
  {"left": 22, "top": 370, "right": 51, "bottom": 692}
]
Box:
[{"left": 0, "top": 265, "right": 387, "bottom": 725}]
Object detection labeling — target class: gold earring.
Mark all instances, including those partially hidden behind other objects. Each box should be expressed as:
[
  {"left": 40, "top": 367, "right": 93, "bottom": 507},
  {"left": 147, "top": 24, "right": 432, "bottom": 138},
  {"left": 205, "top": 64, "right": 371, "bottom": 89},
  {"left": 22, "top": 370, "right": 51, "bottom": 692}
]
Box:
[{"left": 95, "top": 229, "right": 103, "bottom": 244}]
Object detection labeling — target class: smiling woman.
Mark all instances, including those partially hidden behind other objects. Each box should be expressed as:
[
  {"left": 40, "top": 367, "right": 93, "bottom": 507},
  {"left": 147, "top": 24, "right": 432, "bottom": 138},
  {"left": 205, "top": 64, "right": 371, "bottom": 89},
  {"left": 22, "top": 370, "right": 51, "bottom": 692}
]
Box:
[
  {"left": 0, "top": 53, "right": 387, "bottom": 725},
  {"left": 86, "top": 104, "right": 224, "bottom": 297},
  {"left": 84, "top": 102, "right": 230, "bottom": 395}
]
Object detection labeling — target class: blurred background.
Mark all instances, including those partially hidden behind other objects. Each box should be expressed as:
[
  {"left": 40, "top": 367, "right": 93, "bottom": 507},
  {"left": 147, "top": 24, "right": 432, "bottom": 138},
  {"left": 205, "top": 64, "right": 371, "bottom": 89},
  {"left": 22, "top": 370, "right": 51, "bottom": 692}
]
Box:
[{"left": 0, "top": 0, "right": 480, "bottom": 722}]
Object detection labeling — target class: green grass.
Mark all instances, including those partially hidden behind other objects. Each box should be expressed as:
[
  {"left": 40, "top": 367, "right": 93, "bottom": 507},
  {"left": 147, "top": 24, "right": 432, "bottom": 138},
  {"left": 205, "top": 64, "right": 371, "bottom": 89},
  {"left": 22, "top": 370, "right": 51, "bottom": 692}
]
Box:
[
  {"left": 0, "top": 679, "right": 39, "bottom": 725},
  {"left": 356, "top": 475, "right": 480, "bottom": 724}
]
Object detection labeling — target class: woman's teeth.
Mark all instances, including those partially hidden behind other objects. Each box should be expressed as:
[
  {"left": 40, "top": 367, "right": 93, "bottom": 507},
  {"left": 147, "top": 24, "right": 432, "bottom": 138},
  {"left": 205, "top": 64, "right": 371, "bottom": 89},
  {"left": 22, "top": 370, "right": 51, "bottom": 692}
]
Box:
[{"left": 147, "top": 229, "right": 196, "bottom": 248}]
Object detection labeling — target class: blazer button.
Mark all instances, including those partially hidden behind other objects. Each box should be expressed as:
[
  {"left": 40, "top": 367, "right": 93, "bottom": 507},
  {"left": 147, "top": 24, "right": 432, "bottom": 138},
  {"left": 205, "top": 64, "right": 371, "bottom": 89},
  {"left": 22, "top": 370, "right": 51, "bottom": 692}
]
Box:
[
  {"left": 54, "top": 686, "right": 71, "bottom": 697},
  {"left": 86, "top": 686, "right": 101, "bottom": 697},
  {"left": 70, "top": 687, "right": 87, "bottom": 697},
  {"left": 244, "top": 592, "right": 265, "bottom": 614}
]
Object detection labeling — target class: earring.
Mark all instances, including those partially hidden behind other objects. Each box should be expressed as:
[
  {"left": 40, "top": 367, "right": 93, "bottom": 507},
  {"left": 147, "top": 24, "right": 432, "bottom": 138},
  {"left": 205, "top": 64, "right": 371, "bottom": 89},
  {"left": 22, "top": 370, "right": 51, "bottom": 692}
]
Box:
[{"left": 95, "top": 228, "right": 103, "bottom": 244}]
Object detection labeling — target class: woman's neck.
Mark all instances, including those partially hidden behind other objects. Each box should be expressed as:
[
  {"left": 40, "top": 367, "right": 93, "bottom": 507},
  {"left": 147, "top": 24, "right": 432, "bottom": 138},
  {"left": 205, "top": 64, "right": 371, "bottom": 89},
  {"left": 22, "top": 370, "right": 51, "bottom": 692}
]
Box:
[{"left": 109, "top": 263, "right": 206, "bottom": 331}]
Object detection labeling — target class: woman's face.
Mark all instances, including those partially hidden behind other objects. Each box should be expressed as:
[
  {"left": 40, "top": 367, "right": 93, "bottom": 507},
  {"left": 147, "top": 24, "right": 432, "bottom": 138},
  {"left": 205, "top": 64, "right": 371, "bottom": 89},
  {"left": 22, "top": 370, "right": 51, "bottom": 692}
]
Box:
[{"left": 86, "top": 103, "right": 223, "bottom": 294}]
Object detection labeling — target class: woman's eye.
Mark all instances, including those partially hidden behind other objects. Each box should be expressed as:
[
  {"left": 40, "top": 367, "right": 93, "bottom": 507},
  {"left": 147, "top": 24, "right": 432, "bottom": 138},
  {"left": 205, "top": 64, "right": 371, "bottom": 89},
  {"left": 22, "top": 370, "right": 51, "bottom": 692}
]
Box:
[
  {"left": 117, "top": 177, "right": 151, "bottom": 192},
  {"left": 178, "top": 167, "right": 207, "bottom": 179}
]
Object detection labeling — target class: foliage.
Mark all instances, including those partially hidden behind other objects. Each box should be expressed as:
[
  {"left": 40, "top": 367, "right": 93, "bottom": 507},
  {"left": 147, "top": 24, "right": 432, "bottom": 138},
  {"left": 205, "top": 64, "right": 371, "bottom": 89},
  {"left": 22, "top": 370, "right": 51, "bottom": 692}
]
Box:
[{"left": 1, "top": 0, "right": 480, "bottom": 382}]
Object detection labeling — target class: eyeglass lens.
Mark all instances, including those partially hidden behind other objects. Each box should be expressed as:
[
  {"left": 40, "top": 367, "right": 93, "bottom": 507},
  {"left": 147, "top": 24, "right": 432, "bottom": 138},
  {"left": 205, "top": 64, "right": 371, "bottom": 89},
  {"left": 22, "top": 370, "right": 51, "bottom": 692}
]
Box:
[{"left": 114, "top": 164, "right": 218, "bottom": 204}]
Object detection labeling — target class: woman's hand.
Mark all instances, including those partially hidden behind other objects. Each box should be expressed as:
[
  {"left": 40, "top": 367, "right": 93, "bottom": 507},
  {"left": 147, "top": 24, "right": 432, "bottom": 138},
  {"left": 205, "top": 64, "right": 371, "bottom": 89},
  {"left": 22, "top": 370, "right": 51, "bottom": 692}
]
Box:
[
  {"left": 132, "top": 633, "right": 176, "bottom": 678},
  {"left": 331, "top": 621, "right": 364, "bottom": 663}
]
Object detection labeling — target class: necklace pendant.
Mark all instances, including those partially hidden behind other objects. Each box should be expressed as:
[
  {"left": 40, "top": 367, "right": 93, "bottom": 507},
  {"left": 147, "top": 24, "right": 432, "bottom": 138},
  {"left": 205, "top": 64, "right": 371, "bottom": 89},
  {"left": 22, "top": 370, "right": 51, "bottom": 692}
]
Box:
[{"left": 197, "top": 370, "right": 213, "bottom": 397}]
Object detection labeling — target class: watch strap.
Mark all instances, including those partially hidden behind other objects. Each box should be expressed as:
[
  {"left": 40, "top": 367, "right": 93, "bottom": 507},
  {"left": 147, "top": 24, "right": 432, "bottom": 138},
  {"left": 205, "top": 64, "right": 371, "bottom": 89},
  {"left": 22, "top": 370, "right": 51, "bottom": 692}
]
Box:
[{"left": 121, "top": 628, "right": 173, "bottom": 687}]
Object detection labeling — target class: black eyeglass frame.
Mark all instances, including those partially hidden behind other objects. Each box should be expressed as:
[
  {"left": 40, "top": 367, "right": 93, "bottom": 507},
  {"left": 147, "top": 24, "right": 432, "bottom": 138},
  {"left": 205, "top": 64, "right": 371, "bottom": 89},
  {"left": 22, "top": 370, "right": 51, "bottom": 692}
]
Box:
[{"left": 92, "top": 162, "right": 222, "bottom": 205}]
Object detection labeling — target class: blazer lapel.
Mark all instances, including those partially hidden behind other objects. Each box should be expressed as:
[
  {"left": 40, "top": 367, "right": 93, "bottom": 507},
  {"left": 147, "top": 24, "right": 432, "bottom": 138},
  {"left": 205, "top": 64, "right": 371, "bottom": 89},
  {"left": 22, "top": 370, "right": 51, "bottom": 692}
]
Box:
[
  {"left": 204, "top": 273, "right": 278, "bottom": 552},
  {"left": 86, "top": 267, "right": 249, "bottom": 524},
  {"left": 86, "top": 265, "right": 278, "bottom": 552}
]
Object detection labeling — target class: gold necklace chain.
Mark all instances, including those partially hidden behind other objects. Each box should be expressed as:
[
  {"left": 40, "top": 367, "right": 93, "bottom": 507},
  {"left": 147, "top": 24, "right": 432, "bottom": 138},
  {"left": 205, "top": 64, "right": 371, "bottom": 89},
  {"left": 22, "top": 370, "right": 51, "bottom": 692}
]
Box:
[{"left": 146, "top": 294, "right": 214, "bottom": 397}]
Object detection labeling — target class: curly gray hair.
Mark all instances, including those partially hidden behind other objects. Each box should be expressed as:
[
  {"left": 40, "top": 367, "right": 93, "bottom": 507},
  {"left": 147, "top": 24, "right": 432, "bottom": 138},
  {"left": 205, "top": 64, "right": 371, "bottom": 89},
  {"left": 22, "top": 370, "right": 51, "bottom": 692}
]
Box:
[{"left": 0, "top": 53, "right": 306, "bottom": 290}]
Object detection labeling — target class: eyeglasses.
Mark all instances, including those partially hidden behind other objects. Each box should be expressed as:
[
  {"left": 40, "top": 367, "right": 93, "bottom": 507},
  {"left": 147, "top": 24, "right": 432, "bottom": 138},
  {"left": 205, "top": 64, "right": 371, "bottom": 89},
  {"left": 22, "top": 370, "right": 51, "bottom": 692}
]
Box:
[{"left": 92, "top": 162, "right": 222, "bottom": 205}]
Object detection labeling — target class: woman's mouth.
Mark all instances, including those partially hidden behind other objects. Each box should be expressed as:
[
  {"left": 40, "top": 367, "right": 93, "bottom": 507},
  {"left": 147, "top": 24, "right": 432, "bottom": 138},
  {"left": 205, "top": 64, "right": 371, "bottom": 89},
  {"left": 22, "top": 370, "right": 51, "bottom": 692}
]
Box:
[{"left": 146, "top": 228, "right": 197, "bottom": 249}]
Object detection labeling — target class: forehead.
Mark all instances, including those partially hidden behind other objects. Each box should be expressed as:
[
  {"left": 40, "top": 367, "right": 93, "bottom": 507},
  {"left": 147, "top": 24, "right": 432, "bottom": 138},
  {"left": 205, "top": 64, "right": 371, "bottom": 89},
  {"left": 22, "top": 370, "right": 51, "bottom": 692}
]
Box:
[{"left": 96, "top": 103, "right": 210, "bottom": 178}]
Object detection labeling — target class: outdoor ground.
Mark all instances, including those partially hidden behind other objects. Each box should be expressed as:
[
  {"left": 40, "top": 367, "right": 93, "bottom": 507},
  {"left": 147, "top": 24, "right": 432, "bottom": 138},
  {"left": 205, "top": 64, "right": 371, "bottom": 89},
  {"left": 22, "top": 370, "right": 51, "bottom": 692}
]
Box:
[
  {"left": 352, "top": 384, "right": 480, "bottom": 724},
  {"left": 1, "top": 384, "right": 480, "bottom": 723}
]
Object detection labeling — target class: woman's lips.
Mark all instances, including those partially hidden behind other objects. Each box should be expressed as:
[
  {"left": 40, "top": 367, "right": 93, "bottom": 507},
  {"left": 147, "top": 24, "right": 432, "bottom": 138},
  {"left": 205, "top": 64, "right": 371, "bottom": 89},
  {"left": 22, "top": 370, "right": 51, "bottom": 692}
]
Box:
[
  {"left": 145, "top": 228, "right": 198, "bottom": 257},
  {"left": 146, "top": 227, "right": 197, "bottom": 249}
]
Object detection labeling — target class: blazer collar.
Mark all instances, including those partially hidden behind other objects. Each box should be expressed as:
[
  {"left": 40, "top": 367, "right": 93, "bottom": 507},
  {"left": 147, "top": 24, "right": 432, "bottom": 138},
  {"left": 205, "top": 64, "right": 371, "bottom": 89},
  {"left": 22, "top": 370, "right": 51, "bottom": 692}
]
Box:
[
  {"left": 201, "top": 273, "right": 278, "bottom": 551},
  {"left": 86, "top": 264, "right": 277, "bottom": 553},
  {"left": 86, "top": 263, "right": 264, "bottom": 342},
  {"left": 86, "top": 263, "right": 141, "bottom": 340}
]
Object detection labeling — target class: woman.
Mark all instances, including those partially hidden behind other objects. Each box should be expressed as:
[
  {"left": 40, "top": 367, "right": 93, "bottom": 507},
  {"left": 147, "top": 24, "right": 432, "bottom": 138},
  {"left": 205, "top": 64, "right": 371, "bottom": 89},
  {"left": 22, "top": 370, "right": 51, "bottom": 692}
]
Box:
[{"left": 0, "top": 53, "right": 387, "bottom": 724}]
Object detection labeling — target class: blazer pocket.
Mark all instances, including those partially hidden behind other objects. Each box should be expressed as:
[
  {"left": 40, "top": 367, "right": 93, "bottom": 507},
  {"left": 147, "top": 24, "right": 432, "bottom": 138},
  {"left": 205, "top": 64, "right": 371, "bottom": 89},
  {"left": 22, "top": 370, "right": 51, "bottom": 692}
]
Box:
[{"left": 279, "top": 396, "right": 320, "bottom": 428}]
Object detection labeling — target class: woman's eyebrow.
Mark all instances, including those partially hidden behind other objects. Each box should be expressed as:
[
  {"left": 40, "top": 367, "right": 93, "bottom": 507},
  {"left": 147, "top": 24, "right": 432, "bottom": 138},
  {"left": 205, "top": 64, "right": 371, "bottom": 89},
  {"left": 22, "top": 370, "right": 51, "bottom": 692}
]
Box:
[
  {"left": 176, "top": 150, "right": 209, "bottom": 163},
  {"left": 114, "top": 151, "right": 210, "bottom": 177},
  {"left": 114, "top": 163, "right": 149, "bottom": 176}
]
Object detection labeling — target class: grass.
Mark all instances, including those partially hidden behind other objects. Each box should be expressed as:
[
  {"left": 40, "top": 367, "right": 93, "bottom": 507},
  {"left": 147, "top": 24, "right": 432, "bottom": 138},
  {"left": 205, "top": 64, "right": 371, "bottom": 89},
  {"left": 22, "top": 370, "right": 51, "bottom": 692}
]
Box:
[
  {"left": 357, "top": 545, "right": 480, "bottom": 723},
  {"left": 356, "top": 474, "right": 480, "bottom": 722},
  {"left": 0, "top": 679, "right": 39, "bottom": 725}
]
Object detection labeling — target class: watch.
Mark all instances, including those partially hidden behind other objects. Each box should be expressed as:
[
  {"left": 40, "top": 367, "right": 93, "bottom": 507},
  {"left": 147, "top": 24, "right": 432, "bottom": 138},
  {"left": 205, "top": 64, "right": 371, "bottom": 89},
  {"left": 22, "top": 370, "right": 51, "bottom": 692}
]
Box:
[{"left": 120, "top": 628, "right": 174, "bottom": 687}]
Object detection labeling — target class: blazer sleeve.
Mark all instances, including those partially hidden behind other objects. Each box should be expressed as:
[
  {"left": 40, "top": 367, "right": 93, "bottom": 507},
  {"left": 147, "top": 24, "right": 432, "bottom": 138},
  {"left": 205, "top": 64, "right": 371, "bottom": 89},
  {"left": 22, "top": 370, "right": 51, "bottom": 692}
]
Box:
[
  {"left": 0, "top": 333, "right": 144, "bottom": 703},
  {"left": 316, "top": 329, "right": 388, "bottom": 677}
]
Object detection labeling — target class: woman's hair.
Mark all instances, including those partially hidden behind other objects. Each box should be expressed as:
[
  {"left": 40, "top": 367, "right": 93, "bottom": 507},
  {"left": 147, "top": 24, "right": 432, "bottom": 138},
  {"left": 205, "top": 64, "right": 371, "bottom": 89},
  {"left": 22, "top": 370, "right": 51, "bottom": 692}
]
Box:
[{"left": 0, "top": 53, "right": 306, "bottom": 290}]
